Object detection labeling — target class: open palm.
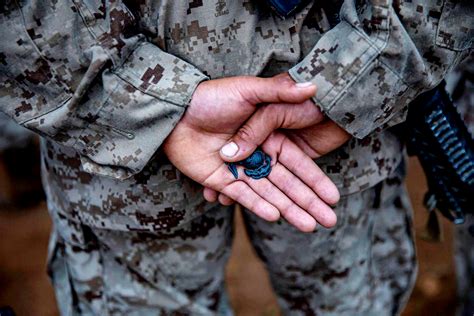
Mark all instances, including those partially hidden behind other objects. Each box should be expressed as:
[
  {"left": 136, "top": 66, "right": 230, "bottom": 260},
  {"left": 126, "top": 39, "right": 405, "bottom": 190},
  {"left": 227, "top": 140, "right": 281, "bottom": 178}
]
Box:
[{"left": 163, "top": 76, "right": 339, "bottom": 232}]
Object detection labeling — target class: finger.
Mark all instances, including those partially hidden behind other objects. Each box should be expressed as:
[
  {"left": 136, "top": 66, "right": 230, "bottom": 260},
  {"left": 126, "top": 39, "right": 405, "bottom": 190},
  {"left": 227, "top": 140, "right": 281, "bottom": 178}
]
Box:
[
  {"left": 218, "top": 193, "right": 235, "bottom": 206},
  {"left": 263, "top": 133, "right": 340, "bottom": 206},
  {"left": 238, "top": 75, "right": 316, "bottom": 105},
  {"left": 220, "top": 100, "right": 324, "bottom": 162},
  {"left": 203, "top": 187, "right": 218, "bottom": 203},
  {"left": 203, "top": 164, "right": 281, "bottom": 221},
  {"left": 288, "top": 120, "right": 351, "bottom": 158},
  {"left": 244, "top": 176, "right": 317, "bottom": 232},
  {"left": 221, "top": 181, "right": 280, "bottom": 222},
  {"left": 267, "top": 163, "right": 337, "bottom": 228}
]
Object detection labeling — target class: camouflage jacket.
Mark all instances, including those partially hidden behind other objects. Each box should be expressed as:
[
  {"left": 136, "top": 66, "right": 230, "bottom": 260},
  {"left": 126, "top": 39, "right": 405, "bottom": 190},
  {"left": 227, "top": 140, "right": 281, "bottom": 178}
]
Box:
[{"left": 0, "top": 0, "right": 472, "bottom": 195}]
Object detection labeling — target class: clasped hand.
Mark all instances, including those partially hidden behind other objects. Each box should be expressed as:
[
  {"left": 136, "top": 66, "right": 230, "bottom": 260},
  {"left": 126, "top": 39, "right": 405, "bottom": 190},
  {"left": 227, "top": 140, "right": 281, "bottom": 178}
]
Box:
[{"left": 163, "top": 74, "right": 350, "bottom": 232}]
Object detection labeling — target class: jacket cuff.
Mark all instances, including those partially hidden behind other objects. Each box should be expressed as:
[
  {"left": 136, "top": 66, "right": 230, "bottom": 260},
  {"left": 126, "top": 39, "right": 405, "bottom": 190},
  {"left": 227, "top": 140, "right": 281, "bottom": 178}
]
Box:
[
  {"left": 289, "top": 18, "right": 413, "bottom": 139},
  {"left": 74, "top": 42, "right": 208, "bottom": 179}
]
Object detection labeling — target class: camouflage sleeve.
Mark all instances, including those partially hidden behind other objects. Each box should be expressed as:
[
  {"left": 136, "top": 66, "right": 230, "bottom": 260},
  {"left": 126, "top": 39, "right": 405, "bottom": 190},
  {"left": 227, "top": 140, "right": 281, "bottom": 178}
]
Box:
[
  {"left": 289, "top": 0, "right": 473, "bottom": 138},
  {"left": 0, "top": 1, "right": 207, "bottom": 179}
]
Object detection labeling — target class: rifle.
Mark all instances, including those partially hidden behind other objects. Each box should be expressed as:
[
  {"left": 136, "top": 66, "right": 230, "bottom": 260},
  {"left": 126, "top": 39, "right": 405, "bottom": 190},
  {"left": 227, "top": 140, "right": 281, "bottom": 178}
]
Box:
[{"left": 404, "top": 82, "right": 474, "bottom": 236}]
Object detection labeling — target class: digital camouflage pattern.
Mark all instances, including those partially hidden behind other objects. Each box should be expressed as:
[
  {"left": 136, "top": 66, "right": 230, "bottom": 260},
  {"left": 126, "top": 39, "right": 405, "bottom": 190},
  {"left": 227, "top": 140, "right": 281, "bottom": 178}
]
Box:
[
  {"left": 446, "top": 55, "right": 474, "bottom": 316},
  {"left": 44, "top": 141, "right": 415, "bottom": 315},
  {"left": 0, "top": 0, "right": 472, "bottom": 315},
  {"left": 244, "top": 163, "right": 416, "bottom": 316},
  {"left": 0, "top": 0, "right": 208, "bottom": 180},
  {"left": 1, "top": 0, "right": 472, "bottom": 192}
]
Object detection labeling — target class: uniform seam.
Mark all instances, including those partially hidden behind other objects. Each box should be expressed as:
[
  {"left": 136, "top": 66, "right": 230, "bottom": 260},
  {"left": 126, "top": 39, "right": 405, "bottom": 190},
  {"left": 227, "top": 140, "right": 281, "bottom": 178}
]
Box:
[
  {"left": 323, "top": 10, "right": 392, "bottom": 111},
  {"left": 112, "top": 40, "right": 208, "bottom": 107},
  {"left": 15, "top": 0, "right": 73, "bottom": 96},
  {"left": 71, "top": 0, "right": 128, "bottom": 70},
  {"left": 377, "top": 58, "right": 410, "bottom": 87},
  {"left": 70, "top": 0, "right": 101, "bottom": 40},
  {"left": 113, "top": 71, "right": 182, "bottom": 108},
  {"left": 14, "top": 0, "right": 53, "bottom": 67},
  {"left": 19, "top": 95, "right": 73, "bottom": 126},
  {"left": 434, "top": 0, "right": 472, "bottom": 51},
  {"left": 71, "top": 80, "right": 121, "bottom": 153}
]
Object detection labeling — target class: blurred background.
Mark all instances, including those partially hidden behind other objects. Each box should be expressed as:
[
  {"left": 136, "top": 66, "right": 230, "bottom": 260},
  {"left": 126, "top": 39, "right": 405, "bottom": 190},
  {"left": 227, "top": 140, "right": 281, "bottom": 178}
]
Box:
[{"left": 0, "top": 153, "right": 460, "bottom": 315}]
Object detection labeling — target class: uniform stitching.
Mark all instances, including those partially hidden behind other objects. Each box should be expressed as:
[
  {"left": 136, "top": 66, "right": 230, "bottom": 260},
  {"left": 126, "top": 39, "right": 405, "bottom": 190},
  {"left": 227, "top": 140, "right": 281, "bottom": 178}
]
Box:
[{"left": 323, "top": 3, "right": 392, "bottom": 111}]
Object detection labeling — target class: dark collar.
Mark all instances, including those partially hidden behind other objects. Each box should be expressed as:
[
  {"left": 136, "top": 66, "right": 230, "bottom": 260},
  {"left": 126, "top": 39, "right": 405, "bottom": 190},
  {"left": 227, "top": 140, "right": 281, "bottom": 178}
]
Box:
[{"left": 265, "top": 0, "right": 311, "bottom": 17}]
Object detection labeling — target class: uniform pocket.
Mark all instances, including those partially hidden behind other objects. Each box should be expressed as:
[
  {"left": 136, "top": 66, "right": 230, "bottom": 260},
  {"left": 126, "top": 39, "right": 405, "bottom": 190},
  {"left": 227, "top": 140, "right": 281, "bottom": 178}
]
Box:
[{"left": 436, "top": 0, "right": 474, "bottom": 51}]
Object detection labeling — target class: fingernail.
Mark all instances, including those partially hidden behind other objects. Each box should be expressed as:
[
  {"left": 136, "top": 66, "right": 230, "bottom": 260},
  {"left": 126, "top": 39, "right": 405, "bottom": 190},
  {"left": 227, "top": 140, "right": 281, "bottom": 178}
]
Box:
[
  {"left": 295, "top": 82, "right": 314, "bottom": 88},
  {"left": 221, "top": 142, "right": 239, "bottom": 157}
]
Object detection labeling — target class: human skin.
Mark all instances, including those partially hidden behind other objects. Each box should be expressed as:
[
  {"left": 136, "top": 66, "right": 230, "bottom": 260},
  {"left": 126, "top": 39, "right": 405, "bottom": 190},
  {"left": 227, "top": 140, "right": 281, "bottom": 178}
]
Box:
[
  {"left": 218, "top": 98, "right": 351, "bottom": 160},
  {"left": 163, "top": 75, "right": 339, "bottom": 232},
  {"left": 210, "top": 73, "right": 351, "bottom": 210},
  {"left": 218, "top": 73, "right": 351, "bottom": 161}
]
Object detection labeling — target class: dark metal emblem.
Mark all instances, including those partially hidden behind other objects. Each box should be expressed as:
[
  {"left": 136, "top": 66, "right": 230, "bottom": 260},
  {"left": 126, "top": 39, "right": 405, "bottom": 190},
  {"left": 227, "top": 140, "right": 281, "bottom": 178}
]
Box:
[{"left": 226, "top": 150, "right": 272, "bottom": 180}]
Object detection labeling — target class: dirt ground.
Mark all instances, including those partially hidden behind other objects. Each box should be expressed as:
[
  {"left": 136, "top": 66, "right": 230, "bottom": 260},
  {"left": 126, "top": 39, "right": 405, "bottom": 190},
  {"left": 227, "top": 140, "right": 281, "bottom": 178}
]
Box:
[{"left": 0, "top": 157, "right": 459, "bottom": 315}]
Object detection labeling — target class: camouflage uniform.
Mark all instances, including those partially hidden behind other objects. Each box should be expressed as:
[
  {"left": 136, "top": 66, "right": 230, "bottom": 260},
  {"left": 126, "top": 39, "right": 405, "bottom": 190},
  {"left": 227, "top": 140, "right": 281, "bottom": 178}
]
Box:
[
  {"left": 0, "top": 0, "right": 472, "bottom": 315},
  {"left": 446, "top": 55, "right": 474, "bottom": 316}
]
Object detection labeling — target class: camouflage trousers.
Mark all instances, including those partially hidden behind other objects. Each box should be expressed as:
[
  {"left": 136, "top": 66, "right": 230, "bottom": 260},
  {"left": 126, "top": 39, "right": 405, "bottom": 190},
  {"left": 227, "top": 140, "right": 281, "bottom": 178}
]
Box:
[{"left": 42, "top": 140, "right": 417, "bottom": 316}]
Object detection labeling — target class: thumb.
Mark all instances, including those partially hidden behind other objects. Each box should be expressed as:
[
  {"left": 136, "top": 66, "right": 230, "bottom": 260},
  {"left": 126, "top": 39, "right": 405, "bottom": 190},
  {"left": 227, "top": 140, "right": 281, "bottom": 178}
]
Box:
[
  {"left": 238, "top": 75, "right": 317, "bottom": 105},
  {"left": 220, "top": 100, "right": 324, "bottom": 162}
]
